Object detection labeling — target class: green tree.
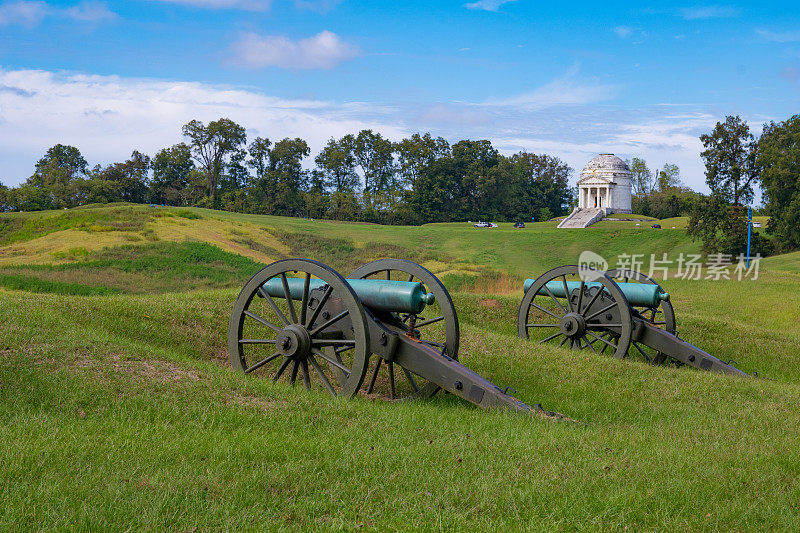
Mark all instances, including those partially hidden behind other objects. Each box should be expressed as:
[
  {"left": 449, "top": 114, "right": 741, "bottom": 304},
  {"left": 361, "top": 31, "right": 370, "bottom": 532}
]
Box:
[
  {"left": 656, "top": 163, "right": 681, "bottom": 192},
  {"left": 394, "top": 133, "right": 450, "bottom": 190},
  {"left": 629, "top": 157, "right": 654, "bottom": 197},
  {"left": 700, "top": 115, "right": 759, "bottom": 206},
  {"left": 182, "top": 118, "right": 247, "bottom": 203},
  {"left": 315, "top": 136, "right": 359, "bottom": 194},
  {"left": 246, "top": 137, "right": 309, "bottom": 216},
  {"left": 0, "top": 182, "right": 8, "bottom": 212},
  {"left": 353, "top": 129, "right": 396, "bottom": 213},
  {"left": 88, "top": 151, "right": 151, "bottom": 204},
  {"left": 270, "top": 138, "right": 311, "bottom": 216},
  {"left": 758, "top": 114, "right": 800, "bottom": 251},
  {"left": 506, "top": 152, "right": 573, "bottom": 221},
  {"left": 150, "top": 143, "right": 195, "bottom": 206},
  {"left": 451, "top": 139, "right": 500, "bottom": 220},
  {"left": 688, "top": 197, "right": 751, "bottom": 255},
  {"left": 26, "top": 144, "right": 89, "bottom": 208}
]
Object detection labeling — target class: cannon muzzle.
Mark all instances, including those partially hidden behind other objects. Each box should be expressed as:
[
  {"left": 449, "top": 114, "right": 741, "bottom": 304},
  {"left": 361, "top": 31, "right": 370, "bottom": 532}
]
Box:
[
  {"left": 523, "top": 278, "right": 670, "bottom": 308},
  {"left": 262, "top": 277, "right": 435, "bottom": 314}
]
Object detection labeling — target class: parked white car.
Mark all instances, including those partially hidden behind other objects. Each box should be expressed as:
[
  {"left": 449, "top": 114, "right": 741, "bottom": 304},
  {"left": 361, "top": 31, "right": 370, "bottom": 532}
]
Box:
[{"left": 474, "top": 221, "right": 498, "bottom": 228}]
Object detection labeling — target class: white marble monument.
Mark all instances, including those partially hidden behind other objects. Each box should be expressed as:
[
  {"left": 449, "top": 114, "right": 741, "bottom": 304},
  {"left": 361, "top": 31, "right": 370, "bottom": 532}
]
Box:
[
  {"left": 576, "top": 153, "right": 632, "bottom": 213},
  {"left": 558, "top": 154, "right": 633, "bottom": 228}
]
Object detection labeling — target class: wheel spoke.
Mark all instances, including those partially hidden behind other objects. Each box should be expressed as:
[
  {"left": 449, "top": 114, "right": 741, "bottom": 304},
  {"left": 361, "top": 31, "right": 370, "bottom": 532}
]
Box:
[
  {"left": 301, "top": 359, "right": 311, "bottom": 390},
  {"left": 243, "top": 310, "right": 282, "bottom": 333},
  {"left": 239, "top": 338, "right": 277, "bottom": 344},
  {"left": 585, "top": 301, "right": 618, "bottom": 322},
  {"left": 388, "top": 361, "right": 396, "bottom": 399},
  {"left": 300, "top": 273, "right": 311, "bottom": 326},
  {"left": 583, "top": 336, "right": 598, "bottom": 354},
  {"left": 309, "top": 310, "right": 350, "bottom": 337},
  {"left": 407, "top": 274, "right": 414, "bottom": 282},
  {"left": 245, "top": 352, "right": 281, "bottom": 374},
  {"left": 561, "top": 275, "right": 573, "bottom": 312},
  {"left": 334, "top": 344, "right": 356, "bottom": 354},
  {"left": 631, "top": 341, "right": 652, "bottom": 362},
  {"left": 530, "top": 302, "right": 562, "bottom": 320},
  {"left": 308, "top": 354, "right": 336, "bottom": 395},
  {"left": 258, "top": 287, "right": 290, "bottom": 326},
  {"left": 540, "top": 332, "right": 562, "bottom": 344},
  {"left": 415, "top": 315, "right": 444, "bottom": 328},
  {"left": 312, "top": 348, "right": 351, "bottom": 376},
  {"left": 526, "top": 323, "right": 560, "bottom": 328},
  {"left": 289, "top": 359, "right": 299, "bottom": 385},
  {"left": 272, "top": 358, "right": 292, "bottom": 382},
  {"left": 542, "top": 284, "right": 566, "bottom": 314},
  {"left": 280, "top": 273, "right": 298, "bottom": 324},
  {"left": 402, "top": 367, "right": 420, "bottom": 392},
  {"left": 386, "top": 269, "right": 391, "bottom": 280},
  {"left": 559, "top": 336, "right": 569, "bottom": 347},
  {"left": 579, "top": 285, "right": 605, "bottom": 318},
  {"left": 586, "top": 331, "right": 618, "bottom": 350},
  {"left": 366, "top": 357, "right": 382, "bottom": 394},
  {"left": 305, "top": 286, "right": 333, "bottom": 328},
  {"left": 576, "top": 280, "right": 585, "bottom": 313}
]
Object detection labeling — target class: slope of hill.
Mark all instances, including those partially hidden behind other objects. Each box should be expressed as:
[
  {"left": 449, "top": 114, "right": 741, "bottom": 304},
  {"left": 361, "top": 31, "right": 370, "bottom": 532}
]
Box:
[{"left": 1, "top": 204, "right": 800, "bottom": 530}]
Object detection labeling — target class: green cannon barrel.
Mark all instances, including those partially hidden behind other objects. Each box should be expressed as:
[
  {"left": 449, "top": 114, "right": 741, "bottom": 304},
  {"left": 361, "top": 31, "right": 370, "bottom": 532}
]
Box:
[
  {"left": 262, "top": 277, "right": 435, "bottom": 314},
  {"left": 523, "top": 278, "right": 670, "bottom": 308}
]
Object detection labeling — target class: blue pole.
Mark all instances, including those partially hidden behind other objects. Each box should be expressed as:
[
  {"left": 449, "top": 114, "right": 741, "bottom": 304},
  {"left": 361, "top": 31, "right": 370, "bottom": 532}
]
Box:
[{"left": 746, "top": 206, "right": 752, "bottom": 268}]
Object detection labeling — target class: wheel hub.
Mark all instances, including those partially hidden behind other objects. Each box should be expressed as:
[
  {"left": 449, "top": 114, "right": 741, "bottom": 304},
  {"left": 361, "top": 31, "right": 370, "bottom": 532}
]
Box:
[
  {"left": 560, "top": 312, "right": 586, "bottom": 338},
  {"left": 277, "top": 324, "right": 312, "bottom": 360}
]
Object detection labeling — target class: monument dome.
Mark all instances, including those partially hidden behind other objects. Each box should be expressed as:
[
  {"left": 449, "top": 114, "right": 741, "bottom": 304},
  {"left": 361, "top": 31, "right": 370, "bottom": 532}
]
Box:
[{"left": 576, "top": 153, "right": 632, "bottom": 213}]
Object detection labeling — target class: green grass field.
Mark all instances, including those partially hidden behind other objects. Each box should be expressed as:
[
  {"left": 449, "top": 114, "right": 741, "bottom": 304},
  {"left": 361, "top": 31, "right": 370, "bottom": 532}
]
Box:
[{"left": 1, "top": 205, "right": 799, "bottom": 530}]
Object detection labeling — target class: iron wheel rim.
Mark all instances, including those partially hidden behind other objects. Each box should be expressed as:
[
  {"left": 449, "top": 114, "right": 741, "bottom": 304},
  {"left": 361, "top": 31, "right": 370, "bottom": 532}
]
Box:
[{"left": 228, "top": 258, "right": 370, "bottom": 398}]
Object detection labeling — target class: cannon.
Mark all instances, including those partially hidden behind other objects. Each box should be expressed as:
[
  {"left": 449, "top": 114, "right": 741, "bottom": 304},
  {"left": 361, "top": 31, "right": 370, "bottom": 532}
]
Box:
[
  {"left": 517, "top": 265, "right": 747, "bottom": 376},
  {"left": 229, "top": 258, "right": 557, "bottom": 415}
]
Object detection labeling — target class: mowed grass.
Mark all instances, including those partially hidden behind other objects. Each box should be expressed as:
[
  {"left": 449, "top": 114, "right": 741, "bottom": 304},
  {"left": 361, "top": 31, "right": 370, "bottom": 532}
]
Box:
[
  {"left": 2, "top": 289, "right": 800, "bottom": 530},
  {"left": 1, "top": 204, "right": 800, "bottom": 530}
]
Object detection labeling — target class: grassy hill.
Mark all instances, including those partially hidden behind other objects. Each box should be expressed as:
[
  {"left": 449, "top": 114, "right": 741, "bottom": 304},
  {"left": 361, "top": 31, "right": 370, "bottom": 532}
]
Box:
[{"left": 2, "top": 205, "right": 800, "bottom": 530}]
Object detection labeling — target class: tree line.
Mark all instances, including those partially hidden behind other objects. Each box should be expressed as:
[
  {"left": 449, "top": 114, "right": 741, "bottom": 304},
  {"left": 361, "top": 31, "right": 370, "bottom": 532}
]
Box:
[
  {"left": 686, "top": 114, "right": 800, "bottom": 255},
  {"left": 0, "top": 119, "right": 573, "bottom": 226}
]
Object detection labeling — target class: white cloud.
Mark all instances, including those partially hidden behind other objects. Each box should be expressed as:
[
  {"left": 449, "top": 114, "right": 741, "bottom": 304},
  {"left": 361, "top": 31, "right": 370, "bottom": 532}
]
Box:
[
  {"left": 0, "top": 67, "right": 737, "bottom": 193},
  {"left": 65, "top": 1, "right": 116, "bottom": 22},
  {"left": 614, "top": 26, "right": 633, "bottom": 38},
  {"left": 0, "top": 1, "right": 49, "bottom": 27},
  {"left": 464, "top": 0, "right": 515, "bottom": 12},
  {"left": 755, "top": 28, "right": 800, "bottom": 43},
  {"left": 679, "top": 5, "right": 740, "bottom": 20},
  {"left": 486, "top": 65, "right": 618, "bottom": 109},
  {"left": 0, "top": 0, "right": 115, "bottom": 27},
  {"left": 229, "top": 30, "right": 360, "bottom": 69},
  {"left": 151, "top": 0, "right": 270, "bottom": 9},
  {"left": 0, "top": 68, "right": 404, "bottom": 186}
]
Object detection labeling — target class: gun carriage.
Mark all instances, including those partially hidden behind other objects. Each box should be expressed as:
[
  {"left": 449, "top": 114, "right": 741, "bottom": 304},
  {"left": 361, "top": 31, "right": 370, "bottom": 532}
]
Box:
[
  {"left": 229, "top": 258, "right": 554, "bottom": 415},
  {"left": 517, "top": 265, "right": 747, "bottom": 376}
]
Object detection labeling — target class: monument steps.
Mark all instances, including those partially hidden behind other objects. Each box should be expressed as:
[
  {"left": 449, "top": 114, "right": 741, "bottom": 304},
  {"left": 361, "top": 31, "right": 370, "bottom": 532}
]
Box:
[{"left": 557, "top": 208, "right": 604, "bottom": 229}]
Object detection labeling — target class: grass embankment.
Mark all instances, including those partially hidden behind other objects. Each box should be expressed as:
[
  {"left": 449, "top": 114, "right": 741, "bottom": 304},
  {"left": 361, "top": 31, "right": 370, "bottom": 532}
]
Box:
[
  {"left": 1, "top": 204, "right": 799, "bottom": 529},
  {"left": 2, "top": 287, "right": 800, "bottom": 530}
]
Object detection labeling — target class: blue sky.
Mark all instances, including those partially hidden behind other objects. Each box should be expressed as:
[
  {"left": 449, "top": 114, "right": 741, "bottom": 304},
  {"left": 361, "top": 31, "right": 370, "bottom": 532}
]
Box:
[{"left": 1, "top": 0, "right": 799, "bottom": 191}]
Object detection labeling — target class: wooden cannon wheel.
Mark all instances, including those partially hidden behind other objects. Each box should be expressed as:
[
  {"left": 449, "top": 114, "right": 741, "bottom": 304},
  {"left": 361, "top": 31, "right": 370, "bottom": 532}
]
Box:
[
  {"left": 606, "top": 268, "right": 677, "bottom": 365},
  {"left": 517, "top": 265, "right": 634, "bottom": 360},
  {"left": 228, "top": 258, "right": 370, "bottom": 398},
  {"left": 349, "top": 258, "right": 459, "bottom": 401}
]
